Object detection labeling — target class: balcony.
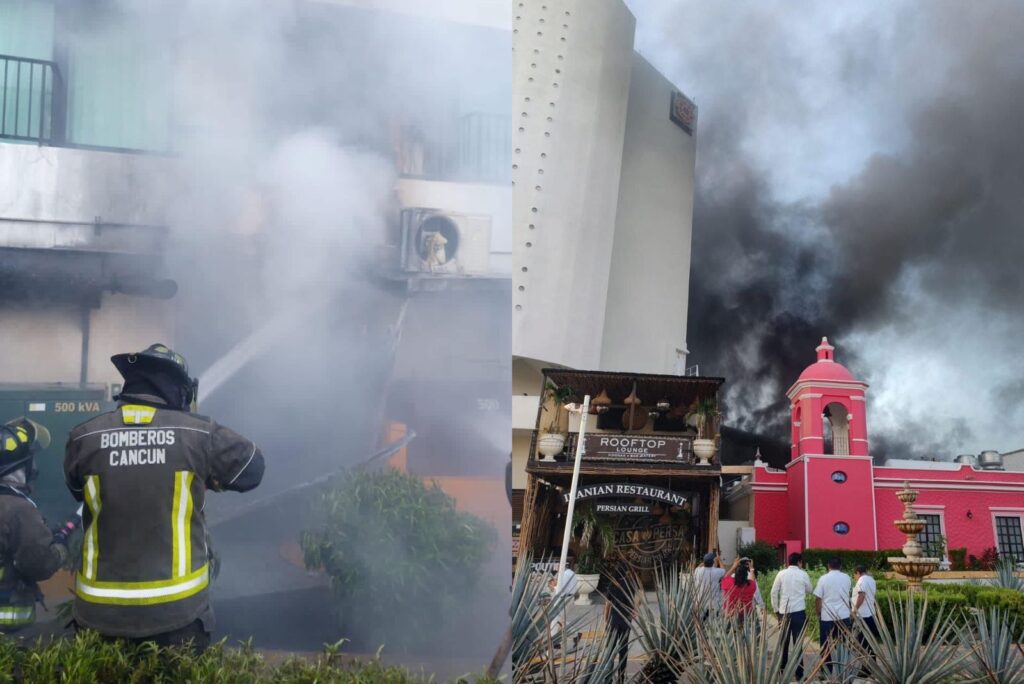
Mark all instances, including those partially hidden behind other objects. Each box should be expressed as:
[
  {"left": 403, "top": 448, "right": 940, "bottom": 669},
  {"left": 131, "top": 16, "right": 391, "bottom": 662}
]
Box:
[
  {"left": 0, "top": 217, "right": 173, "bottom": 304},
  {"left": 1, "top": 54, "right": 65, "bottom": 145},
  {"left": 524, "top": 368, "right": 725, "bottom": 477},
  {"left": 395, "top": 112, "right": 510, "bottom": 185}
]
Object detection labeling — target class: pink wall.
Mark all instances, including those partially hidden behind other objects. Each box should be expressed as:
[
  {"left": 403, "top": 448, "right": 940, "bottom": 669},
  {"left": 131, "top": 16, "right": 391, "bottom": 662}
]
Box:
[
  {"left": 749, "top": 463, "right": 1024, "bottom": 557},
  {"left": 786, "top": 460, "right": 806, "bottom": 547},
  {"left": 752, "top": 465, "right": 790, "bottom": 546},
  {"left": 805, "top": 457, "right": 876, "bottom": 549},
  {"left": 874, "top": 465, "right": 1024, "bottom": 558}
]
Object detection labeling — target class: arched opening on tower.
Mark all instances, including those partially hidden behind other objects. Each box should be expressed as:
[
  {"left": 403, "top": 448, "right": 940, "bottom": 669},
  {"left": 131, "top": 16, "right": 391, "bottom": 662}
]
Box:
[{"left": 822, "top": 402, "right": 850, "bottom": 456}]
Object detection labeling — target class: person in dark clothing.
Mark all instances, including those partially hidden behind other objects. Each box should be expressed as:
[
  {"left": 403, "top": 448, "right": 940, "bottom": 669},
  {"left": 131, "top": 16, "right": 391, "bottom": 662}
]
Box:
[
  {"left": 602, "top": 560, "right": 635, "bottom": 683},
  {"left": 65, "top": 344, "right": 265, "bottom": 652},
  {"left": 0, "top": 418, "right": 69, "bottom": 632}
]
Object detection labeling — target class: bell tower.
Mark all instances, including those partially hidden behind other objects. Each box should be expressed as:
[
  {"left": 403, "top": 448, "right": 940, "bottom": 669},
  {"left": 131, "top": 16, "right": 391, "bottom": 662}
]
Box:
[{"left": 786, "top": 337, "right": 876, "bottom": 550}]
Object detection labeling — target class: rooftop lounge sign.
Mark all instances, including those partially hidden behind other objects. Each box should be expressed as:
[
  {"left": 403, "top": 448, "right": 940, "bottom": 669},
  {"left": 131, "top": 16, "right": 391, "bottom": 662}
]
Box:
[
  {"left": 584, "top": 435, "right": 691, "bottom": 463},
  {"left": 563, "top": 482, "right": 689, "bottom": 508}
]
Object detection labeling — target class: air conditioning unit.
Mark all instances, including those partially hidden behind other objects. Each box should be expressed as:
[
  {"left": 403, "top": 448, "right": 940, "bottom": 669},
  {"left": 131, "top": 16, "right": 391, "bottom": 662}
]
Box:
[{"left": 400, "top": 208, "right": 491, "bottom": 276}]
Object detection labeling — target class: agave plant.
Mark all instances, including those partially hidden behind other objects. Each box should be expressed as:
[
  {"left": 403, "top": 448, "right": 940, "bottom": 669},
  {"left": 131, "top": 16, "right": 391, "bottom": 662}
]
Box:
[
  {"left": 959, "top": 607, "right": 1024, "bottom": 684},
  {"left": 629, "top": 563, "right": 709, "bottom": 680},
  {"left": 680, "top": 613, "right": 808, "bottom": 684},
  {"left": 510, "top": 553, "right": 621, "bottom": 683},
  {"left": 843, "top": 593, "right": 969, "bottom": 684},
  {"left": 990, "top": 557, "right": 1024, "bottom": 591}
]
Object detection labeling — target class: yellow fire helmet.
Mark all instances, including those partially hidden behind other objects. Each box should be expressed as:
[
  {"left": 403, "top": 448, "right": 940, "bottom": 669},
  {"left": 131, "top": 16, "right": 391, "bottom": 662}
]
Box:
[{"left": 0, "top": 417, "right": 51, "bottom": 479}]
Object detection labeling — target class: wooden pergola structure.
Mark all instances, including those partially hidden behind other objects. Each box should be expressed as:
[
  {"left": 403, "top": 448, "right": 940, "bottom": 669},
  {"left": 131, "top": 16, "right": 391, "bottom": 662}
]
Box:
[{"left": 517, "top": 369, "right": 727, "bottom": 573}]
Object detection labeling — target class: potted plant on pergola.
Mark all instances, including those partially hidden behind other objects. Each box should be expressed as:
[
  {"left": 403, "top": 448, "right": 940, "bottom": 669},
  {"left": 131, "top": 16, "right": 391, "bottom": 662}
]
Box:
[
  {"left": 537, "top": 381, "right": 575, "bottom": 461},
  {"left": 690, "top": 397, "right": 720, "bottom": 465}
]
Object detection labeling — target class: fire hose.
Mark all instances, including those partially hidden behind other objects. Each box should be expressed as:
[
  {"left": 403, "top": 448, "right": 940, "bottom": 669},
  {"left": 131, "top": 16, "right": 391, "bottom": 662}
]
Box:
[{"left": 52, "top": 504, "right": 83, "bottom": 546}]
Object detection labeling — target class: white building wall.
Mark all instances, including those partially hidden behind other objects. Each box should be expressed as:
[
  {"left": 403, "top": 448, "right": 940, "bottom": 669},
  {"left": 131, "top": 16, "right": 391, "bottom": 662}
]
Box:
[
  {"left": 511, "top": 0, "right": 635, "bottom": 371},
  {"left": 600, "top": 53, "right": 696, "bottom": 374},
  {"left": 0, "top": 142, "right": 176, "bottom": 386},
  {"left": 0, "top": 307, "right": 83, "bottom": 383}
]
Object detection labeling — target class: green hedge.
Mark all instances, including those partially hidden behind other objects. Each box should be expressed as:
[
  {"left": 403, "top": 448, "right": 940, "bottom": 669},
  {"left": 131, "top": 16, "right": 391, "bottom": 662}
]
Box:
[
  {"left": 949, "top": 547, "right": 968, "bottom": 571},
  {"left": 800, "top": 548, "right": 904, "bottom": 571},
  {"left": 736, "top": 541, "right": 782, "bottom": 571},
  {"left": 873, "top": 582, "right": 1024, "bottom": 640}
]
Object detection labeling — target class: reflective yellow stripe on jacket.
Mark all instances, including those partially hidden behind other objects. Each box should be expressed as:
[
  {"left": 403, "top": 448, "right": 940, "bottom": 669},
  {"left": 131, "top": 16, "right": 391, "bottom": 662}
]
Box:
[
  {"left": 76, "top": 564, "right": 209, "bottom": 606},
  {"left": 77, "top": 470, "right": 205, "bottom": 606},
  {"left": 120, "top": 405, "right": 156, "bottom": 425},
  {"left": 82, "top": 475, "right": 101, "bottom": 581},
  {"left": 171, "top": 471, "right": 195, "bottom": 578},
  {"left": 0, "top": 605, "right": 34, "bottom": 626}
]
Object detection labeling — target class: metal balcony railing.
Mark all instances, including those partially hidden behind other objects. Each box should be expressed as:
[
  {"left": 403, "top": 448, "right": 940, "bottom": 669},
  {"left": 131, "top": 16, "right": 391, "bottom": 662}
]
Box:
[
  {"left": 0, "top": 54, "right": 65, "bottom": 144},
  {"left": 396, "top": 112, "right": 510, "bottom": 184}
]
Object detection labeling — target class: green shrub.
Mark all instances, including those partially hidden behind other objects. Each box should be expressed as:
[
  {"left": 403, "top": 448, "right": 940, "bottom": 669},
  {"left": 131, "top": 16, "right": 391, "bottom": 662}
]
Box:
[
  {"left": 0, "top": 631, "right": 484, "bottom": 683},
  {"left": 301, "top": 468, "right": 493, "bottom": 648},
  {"left": 949, "top": 547, "right": 968, "bottom": 570},
  {"left": 800, "top": 547, "right": 903, "bottom": 571},
  {"left": 872, "top": 582, "right": 1024, "bottom": 642},
  {"left": 736, "top": 540, "right": 781, "bottom": 571}
]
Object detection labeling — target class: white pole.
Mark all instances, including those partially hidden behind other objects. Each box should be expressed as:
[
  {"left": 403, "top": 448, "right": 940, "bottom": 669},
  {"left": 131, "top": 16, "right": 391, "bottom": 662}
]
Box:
[{"left": 557, "top": 394, "right": 590, "bottom": 590}]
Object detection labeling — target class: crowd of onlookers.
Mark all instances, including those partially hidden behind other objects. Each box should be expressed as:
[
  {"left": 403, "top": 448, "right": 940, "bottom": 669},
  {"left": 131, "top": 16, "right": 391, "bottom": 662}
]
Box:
[
  {"left": 588, "top": 551, "right": 879, "bottom": 682},
  {"left": 540, "top": 550, "right": 880, "bottom": 682},
  {"left": 690, "top": 551, "right": 880, "bottom": 679}
]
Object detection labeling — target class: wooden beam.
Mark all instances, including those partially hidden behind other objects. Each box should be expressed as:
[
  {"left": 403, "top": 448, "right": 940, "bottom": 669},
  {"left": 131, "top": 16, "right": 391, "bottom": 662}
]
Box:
[
  {"left": 721, "top": 465, "right": 754, "bottom": 474},
  {"left": 708, "top": 478, "right": 721, "bottom": 553}
]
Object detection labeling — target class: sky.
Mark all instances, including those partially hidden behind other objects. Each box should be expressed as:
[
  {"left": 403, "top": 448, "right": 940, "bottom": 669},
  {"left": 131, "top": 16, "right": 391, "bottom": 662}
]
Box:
[{"left": 625, "top": 0, "right": 1024, "bottom": 460}]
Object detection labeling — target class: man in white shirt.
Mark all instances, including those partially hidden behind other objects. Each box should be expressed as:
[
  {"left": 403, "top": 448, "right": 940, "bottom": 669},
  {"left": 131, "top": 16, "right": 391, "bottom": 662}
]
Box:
[
  {"left": 770, "top": 552, "right": 813, "bottom": 680},
  {"left": 814, "top": 557, "right": 853, "bottom": 673}
]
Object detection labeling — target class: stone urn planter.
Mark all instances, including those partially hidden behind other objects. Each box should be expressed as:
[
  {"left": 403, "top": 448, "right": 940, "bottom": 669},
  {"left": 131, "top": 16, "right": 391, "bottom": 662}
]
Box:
[
  {"left": 693, "top": 438, "right": 716, "bottom": 465},
  {"left": 537, "top": 432, "right": 566, "bottom": 460},
  {"left": 574, "top": 574, "right": 600, "bottom": 605}
]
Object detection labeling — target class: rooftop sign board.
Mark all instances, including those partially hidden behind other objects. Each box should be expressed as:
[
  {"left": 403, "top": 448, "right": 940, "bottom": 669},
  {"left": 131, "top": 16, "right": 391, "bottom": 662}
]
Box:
[{"left": 583, "top": 434, "right": 692, "bottom": 463}]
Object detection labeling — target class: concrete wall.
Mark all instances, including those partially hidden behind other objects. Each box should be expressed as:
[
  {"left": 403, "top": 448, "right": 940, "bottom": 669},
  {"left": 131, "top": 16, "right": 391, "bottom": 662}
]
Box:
[
  {"left": 0, "top": 142, "right": 176, "bottom": 387},
  {"left": 600, "top": 54, "right": 696, "bottom": 374},
  {"left": 511, "top": 0, "right": 635, "bottom": 370},
  {"left": 0, "top": 142, "right": 172, "bottom": 226},
  {"left": 0, "top": 294, "right": 174, "bottom": 385}
]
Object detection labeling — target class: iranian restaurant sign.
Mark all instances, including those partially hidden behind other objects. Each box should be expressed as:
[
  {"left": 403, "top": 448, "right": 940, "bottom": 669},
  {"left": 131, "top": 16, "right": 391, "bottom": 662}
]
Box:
[
  {"left": 563, "top": 482, "right": 689, "bottom": 508},
  {"left": 584, "top": 435, "right": 691, "bottom": 463}
]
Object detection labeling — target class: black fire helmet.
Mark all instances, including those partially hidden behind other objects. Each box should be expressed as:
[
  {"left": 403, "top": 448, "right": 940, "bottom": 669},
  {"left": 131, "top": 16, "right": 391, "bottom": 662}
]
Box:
[{"left": 111, "top": 343, "right": 199, "bottom": 409}]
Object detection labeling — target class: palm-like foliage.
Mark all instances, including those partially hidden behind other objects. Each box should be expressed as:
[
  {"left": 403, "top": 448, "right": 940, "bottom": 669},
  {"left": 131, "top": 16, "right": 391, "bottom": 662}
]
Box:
[
  {"left": 960, "top": 607, "right": 1024, "bottom": 684},
  {"left": 991, "top": 558, "right": 1024, "bottom": 591},
  {"left": 682, "top": 614, "right": 806, "bottom": 684},
  {"left": 511, "top": 554, "right": 621, "bottom": 683},
  {"left": 843, "top": 593, "right": 968, "bottom": 684},
  {"left": 629, "top": 564, "right": 708, "bottom": 680}
]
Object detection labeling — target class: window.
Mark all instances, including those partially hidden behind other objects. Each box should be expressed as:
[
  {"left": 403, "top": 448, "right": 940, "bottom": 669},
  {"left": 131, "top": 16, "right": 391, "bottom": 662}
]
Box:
[
  {"left": 995, "top": 516, "right": 1024, "bottom": 563},
  {"left": 831, "top": 471, "right": 847, "bottom": 483},
  {"left": 916, "top": 514, "right": 944, "bottom": 556},
  {"left": 833, "top": 522, "right": 849, "bottom": 535}
]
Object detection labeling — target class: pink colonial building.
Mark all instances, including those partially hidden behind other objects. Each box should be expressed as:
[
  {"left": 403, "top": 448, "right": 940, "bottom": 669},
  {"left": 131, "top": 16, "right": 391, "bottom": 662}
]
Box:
[{"left": 746, "top": 338, "right": 1024, "bottom": 563}]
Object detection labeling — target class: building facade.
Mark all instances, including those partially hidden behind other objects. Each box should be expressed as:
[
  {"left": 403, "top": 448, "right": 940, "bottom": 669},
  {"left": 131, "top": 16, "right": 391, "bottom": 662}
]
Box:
[
  {"left": 740, "top": 338, "right": 1024, "bottom": 563},
  {"left": 511, "top": 0, "right": 699, "bottom": 551}
]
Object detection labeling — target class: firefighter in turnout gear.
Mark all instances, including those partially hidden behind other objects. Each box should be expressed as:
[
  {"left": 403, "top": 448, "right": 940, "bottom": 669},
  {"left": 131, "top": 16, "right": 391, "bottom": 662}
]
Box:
[
  {"left": 64, "top": 344, "right": 265, "bottom": 650},
  {"left": 0, "top": 417, "right": 69, "bottom": 632}
]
